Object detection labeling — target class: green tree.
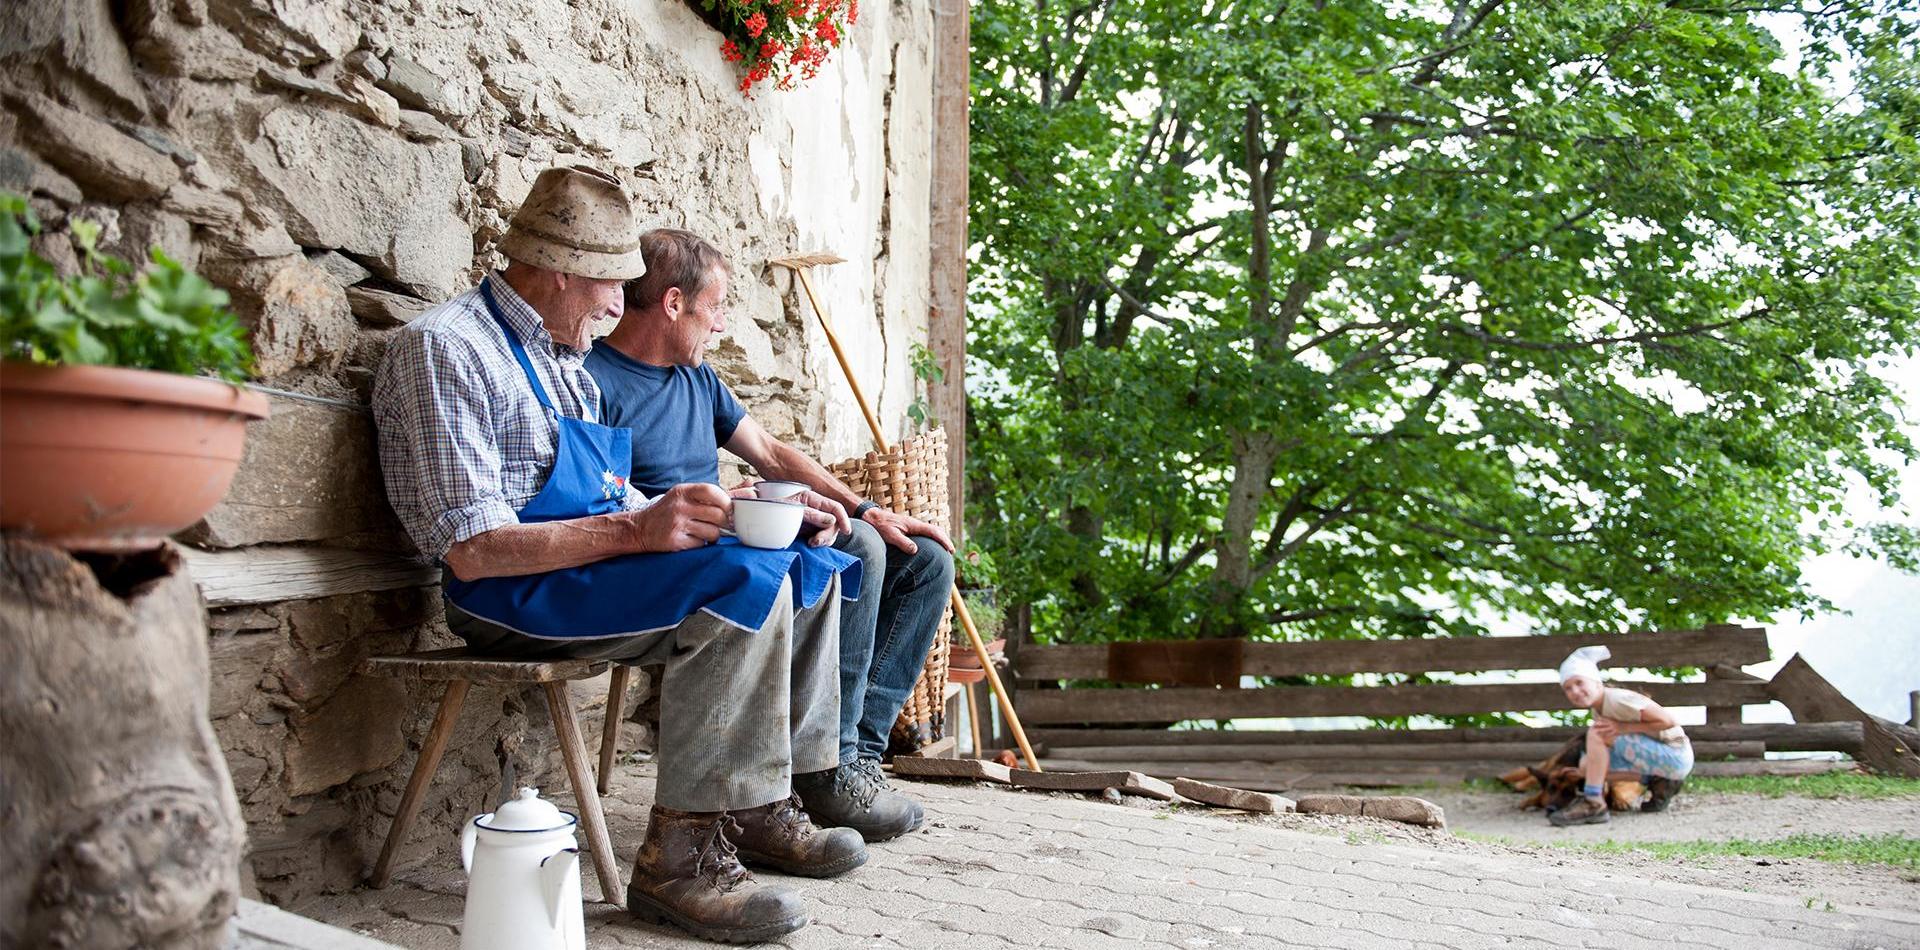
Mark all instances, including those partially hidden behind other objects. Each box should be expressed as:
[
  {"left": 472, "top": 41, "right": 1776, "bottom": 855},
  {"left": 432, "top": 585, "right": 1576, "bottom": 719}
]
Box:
[{"left": 968, "top": 1, "right": 1920, "bottom": 646}]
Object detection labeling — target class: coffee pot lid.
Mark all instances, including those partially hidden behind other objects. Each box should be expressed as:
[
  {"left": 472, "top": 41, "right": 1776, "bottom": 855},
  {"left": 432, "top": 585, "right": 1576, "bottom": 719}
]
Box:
[{"left": 477, "top": 787, "right": 575, "bottom": 833}]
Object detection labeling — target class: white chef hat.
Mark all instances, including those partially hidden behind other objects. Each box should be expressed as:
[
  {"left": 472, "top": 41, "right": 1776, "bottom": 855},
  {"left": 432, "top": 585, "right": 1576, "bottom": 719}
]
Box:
[{"left": 1557, "top": 645, "right": 1611, "bottom": 683}]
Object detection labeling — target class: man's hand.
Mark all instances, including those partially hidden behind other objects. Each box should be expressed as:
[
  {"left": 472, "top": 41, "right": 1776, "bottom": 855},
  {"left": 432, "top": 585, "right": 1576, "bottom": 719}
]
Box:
[
  {"left": 862, "top": 506, "right": 956, "bottom": 555},
  {"left": 1591, "top": 717, "right": 1620, "bottom": 747},
  {"left": 800, "top": 490, "right": 852, "bottom": 543},
  {"left": 627, "top": 483, "right": 731, "bottom": 552}
]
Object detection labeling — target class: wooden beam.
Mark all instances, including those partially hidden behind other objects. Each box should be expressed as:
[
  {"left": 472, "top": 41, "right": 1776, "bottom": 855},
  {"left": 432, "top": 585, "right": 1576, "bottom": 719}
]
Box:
[
  {"left": 181, "top": 545, "right": 440, "bottom": 607},
  {"left": 1042, "top": 740, "right": 1765, "bottom": 763},
  {"left": 1016, "top": 679, "right": 1771, "bottom": 725},
  {"left": 1029, "top": 721, "right": 1866, "bottom": 753},
  {"left": 927, "top": 0, "right": 969, "bottom": 538},
  {"left": 1766, "top": 654, "right": 1920, "bottom": 777},
  {"left": 1020, "top": 626, "right": 1770, "bottom": 681},
  {"left": 1037, "top": 755, "right": 1857, "bottom": 792}
]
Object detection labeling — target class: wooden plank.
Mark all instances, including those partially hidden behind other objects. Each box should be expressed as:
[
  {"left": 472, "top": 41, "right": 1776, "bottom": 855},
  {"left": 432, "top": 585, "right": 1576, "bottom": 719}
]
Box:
[
  {"left": 1017, "top": 679, "right": 1771, "bottom": 725},
  {"left": 362, "top": 648, "right": 606, "bottom": 685},
  {"left": 1170, "top": 778, "right": 1293, "bottom": 814},
  {"left": 1020, "top": 626, "right": 1769, "bottom": 681},
  {"left": 1766, "top": 654, "right": 1920, "bottom": 777},
  {"left": 1044, "top": 740, "right": 1765, "bottom": 763},
  {"left": 182, "top": 545, "right": 439, "bottom": 607},
  {"left": 1041, "top": 755, "right": 1858, "bottom": 792},
  {"left": 1008, "top": 768, "right": 1176, "bottom": 800},
  {"left": 890, "top": 756, "right": 1012, "bottom": 784},
  {"left": 927, "top": 0, "right": 969, "bottom": 533},
  {"left": 1029, "top": 721, "right": 1865, "bottom": 753},
  {"left": 1108, "top": 639, "right": 1242, "bottom": 688}
]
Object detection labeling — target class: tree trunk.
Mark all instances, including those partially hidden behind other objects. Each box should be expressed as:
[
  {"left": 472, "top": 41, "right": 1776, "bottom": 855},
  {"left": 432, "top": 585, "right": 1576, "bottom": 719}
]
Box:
[{"left": 1, "top": 536, "right": 245, "bottom": 949}]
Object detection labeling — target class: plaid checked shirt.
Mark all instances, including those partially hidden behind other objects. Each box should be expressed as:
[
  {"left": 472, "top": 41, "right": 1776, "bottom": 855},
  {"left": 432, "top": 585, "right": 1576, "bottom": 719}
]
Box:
[{"left": 373, "top": 273, "right": 646, "bottom": 561}]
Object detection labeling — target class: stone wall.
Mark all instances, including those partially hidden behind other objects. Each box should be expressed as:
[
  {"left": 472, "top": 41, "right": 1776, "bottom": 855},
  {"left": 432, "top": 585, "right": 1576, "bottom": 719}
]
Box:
[{"left": 2, "top": 0, "right": 937, "bottom": 903}]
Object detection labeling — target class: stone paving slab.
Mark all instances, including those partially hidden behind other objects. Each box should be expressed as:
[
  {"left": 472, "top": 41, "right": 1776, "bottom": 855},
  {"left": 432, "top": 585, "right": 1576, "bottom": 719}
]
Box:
[{"left": 294, "top": 763, "right": 1920, "bottom": 949}]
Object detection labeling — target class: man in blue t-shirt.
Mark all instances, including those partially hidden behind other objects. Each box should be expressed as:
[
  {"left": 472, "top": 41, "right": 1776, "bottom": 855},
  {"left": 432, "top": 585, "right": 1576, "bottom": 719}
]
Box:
[{"left": 586, "top": 228, "right": 955, "bottom": 847}]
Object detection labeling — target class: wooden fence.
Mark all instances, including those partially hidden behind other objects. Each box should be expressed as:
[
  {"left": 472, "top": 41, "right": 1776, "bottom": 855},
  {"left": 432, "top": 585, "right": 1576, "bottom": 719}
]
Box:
[{"left": 1007, "top": 625, "right": 1920, "bottom": 788}]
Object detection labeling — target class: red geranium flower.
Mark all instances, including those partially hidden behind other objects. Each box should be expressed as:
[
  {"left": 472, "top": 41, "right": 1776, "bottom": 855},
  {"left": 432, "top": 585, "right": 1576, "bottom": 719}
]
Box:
[{"left": 745, "top": 10, "right": 768, "bottom": 38}]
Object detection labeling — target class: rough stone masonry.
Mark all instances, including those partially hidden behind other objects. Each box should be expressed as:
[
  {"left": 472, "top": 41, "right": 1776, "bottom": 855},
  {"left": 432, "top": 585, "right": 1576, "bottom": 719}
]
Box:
[{"left": 0, "top": 0, "right": 938, "bottom": 903}]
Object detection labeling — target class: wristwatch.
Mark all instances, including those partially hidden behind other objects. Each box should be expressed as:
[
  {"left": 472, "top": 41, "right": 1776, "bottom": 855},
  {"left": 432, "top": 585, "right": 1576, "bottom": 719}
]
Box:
[{"left": 852, "top": 500, "right": 879, "bottom": 520}]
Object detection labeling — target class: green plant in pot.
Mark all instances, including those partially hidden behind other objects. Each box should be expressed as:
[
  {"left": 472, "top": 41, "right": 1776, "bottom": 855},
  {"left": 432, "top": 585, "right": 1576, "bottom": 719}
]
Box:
[
  {"left": 0, "top": 193, "right": 269, "bottom": 551},
  {"left": 952, "top": 541, "right": 1005, "bottom": 667}
]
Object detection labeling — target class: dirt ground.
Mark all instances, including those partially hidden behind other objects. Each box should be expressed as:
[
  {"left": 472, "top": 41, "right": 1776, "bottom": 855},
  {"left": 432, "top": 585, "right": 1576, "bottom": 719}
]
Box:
[{"left": 1214, "top": 785, "right": 1920, "bottom": 913}]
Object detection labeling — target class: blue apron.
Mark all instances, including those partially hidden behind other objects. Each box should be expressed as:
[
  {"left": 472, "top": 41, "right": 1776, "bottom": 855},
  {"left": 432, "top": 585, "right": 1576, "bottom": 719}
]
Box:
[{"left": 443, "top": 280, "right": 860, "bottom": 639}]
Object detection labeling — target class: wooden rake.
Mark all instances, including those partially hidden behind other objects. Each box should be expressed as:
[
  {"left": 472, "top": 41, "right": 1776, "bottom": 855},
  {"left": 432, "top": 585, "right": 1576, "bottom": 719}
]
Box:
[{"left": 770, "top": 251, "right": 1042, "bottom": 772}]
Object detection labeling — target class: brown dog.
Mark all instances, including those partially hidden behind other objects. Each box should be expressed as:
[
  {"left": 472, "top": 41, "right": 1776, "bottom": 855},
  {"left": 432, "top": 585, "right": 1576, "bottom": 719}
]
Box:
[{"left": 1500, "top": 732, "right": 1644, "bottom": 812}]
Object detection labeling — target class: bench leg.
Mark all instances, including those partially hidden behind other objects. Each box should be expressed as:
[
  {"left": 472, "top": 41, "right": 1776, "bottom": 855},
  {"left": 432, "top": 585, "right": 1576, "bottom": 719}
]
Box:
[
  {"left": 370, "top": 679, "right": 470, "bottom": 888},
  {"left": 545, "top": 681, "right": 623, "bottom": 907},
  {"left": 598, "top": 665, "right": 631, "bottom": 796}
]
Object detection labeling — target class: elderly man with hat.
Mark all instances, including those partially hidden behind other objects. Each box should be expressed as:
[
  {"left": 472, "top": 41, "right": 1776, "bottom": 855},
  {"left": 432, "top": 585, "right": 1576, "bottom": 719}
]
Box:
[{"left": 373, "top": 166, "right": 862, "bottom": 944}]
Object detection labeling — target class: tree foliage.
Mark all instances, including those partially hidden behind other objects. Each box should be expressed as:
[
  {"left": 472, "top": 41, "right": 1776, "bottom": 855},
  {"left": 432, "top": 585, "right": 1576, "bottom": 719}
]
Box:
[{"left": 967, "top": 1, "right": 1920, "bottom": 646}]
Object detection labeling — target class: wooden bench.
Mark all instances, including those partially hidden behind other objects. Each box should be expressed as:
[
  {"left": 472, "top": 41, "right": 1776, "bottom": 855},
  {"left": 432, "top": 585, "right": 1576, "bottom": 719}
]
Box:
[
  {"left": 361, "top": 649, "right": 635, "bottom": 906},
  {"left": 1010, "top": 625, "right": 1919, "bottom": 786}
]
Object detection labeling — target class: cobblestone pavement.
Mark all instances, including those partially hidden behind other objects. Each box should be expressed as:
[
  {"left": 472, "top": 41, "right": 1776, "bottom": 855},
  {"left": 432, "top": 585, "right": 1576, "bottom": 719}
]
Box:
[{"left": 297, "top": 763, "right": 1920, "bottom": 949}]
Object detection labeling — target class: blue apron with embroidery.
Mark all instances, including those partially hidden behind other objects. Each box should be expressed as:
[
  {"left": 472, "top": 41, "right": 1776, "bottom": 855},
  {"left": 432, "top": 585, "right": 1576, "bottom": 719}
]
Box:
[{"left": 442, "top": 280, "right": 859, "bottom": 639}]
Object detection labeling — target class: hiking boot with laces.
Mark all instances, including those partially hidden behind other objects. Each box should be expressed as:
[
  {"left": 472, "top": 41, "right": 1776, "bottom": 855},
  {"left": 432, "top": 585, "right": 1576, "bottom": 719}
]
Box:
[
  {"left": 729, "top": 793, "right": 868, "bottom": 878},
  {"left": 792, "top": 759, "right": 925, "bottom": 842},
  {"left": 1547, "top": 795, "right": 1611, "bottom": 827},
  {"left": 626, "top": 805, "right": 807, "bottom": 943},
  {"left": 1642, "top": 776, "right": 1685, "bottom": 812}
]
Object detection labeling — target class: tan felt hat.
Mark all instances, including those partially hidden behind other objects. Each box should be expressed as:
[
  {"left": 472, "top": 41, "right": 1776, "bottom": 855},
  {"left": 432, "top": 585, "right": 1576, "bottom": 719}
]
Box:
[{"left": 497, "top": 165, "right": 648, "bottom": 281}]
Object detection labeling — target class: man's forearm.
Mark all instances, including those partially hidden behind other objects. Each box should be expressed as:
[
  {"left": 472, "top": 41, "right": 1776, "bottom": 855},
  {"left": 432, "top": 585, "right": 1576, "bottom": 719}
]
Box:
[{"left": 443, "top": 513, "right": 639, "bottom": 581}]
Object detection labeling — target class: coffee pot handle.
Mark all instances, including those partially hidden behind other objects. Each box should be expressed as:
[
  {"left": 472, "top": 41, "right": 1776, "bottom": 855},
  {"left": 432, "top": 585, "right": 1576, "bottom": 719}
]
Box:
[
  {"left": 460, "top": 820, "right": 477, "bottom": 873},
  {"left": 539, "top": 848, "right": 580, "bottom": 930}
]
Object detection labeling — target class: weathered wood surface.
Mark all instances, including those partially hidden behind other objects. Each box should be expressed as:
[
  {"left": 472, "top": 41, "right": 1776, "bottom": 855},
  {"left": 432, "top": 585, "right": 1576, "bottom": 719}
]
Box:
[
  {"left": 1169, "top": 778, "right": 1293, "bottom": 814},
  {"left": 361, "top": 648, "right": 607, "bottom": 684},
  {"left": 890, "top": 756, "right": 1013, "bottom": 784},
  {"left": 1028, "top": 722, "right": 1865, "bottom": 752},
  {"left": 1766, "top": 654, "right": 1920, "bottom": 777},
  {"left": 1, "top": 538, "right": 244, "bottom": 949},
  {"left": 1019, "top": 626, "right": 1769, "bottom": 681},
  {"left": 1008, "top": 768, "right": 1176, "bottom": 800},
  {"left": 1042, "top": 739, "right": 1765, "bottom": 763},
  {"left": 1041, "top": 755, "right": 1857, "bottom": 793},
  {"left": 1017, "top": 679, "right": 1770, "bottom": 724},
  {"left": 181, "top": 544, "right": 440, "bottom": 607},
  {"left": 927, "top": 0, "right": 970, "bottom": 531}
]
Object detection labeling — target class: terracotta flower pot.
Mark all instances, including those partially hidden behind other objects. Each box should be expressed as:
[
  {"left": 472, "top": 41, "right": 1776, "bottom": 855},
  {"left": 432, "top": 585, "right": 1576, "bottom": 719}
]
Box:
[{"left": 1, "top": 362, "right": 269, "bottom": 551}]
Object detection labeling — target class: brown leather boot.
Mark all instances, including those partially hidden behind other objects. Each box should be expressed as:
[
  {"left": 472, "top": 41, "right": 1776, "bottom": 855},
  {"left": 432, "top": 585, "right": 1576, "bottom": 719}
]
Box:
[
  {"left": 729, "top": 794, "right": 868, "bottom": 878},
  {"left": 626, "top": 805, "right": 807, "bottom": 944}
]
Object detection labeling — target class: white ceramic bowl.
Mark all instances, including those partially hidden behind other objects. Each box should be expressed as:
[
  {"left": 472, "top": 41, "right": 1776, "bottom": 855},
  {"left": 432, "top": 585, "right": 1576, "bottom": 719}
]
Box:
[
  {"left": 754, "top": 480, "right": 809, "bottom": 501},
  {"left": 732, "top": 497, "right": 805, "bottom": 549}
]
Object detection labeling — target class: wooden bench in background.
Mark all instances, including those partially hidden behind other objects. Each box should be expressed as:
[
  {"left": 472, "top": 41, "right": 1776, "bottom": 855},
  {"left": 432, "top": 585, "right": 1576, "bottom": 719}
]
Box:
[{"left": 1011, "top": 625, "right": 1920, "bottom": 788}]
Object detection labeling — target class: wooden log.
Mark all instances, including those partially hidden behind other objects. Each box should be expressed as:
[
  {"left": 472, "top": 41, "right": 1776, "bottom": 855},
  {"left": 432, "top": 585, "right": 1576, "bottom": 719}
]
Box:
[
  {"left": 1766, "top": 654, "right": 1920, "bottom": 777},
  {"left": 1017, "top": 679, "right": 1770, "bottom": 724},
  {"left": 1043, "top": 739, "right": 1765, "bottom": 763},
  {"left": 1019, "top": 625, "right": 1769, "bottom": 681},
  {"left": 1028, "top": 721, "right": 1865, "bottom": 753},
  {"left": 2, "top": 538, "right": 245, "bottom": 949},
  {"left": 181, "top": 544, "right": 439, "bottom": 607}
]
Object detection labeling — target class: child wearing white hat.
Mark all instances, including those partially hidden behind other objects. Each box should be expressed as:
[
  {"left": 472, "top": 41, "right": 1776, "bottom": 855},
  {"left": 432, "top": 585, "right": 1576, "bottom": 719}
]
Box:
[{"left": 1550, "top": 645, "right": 1695, "bottom": 826}]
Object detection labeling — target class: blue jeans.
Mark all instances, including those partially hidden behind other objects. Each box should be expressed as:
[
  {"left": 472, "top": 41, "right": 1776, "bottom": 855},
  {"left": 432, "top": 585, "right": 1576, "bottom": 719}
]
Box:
[{"left": 830, "top": 519, "right": 954, "bottom": 763}]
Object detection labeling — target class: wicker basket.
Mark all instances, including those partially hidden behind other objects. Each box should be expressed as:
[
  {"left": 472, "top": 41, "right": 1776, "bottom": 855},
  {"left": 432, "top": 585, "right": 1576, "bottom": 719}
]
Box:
[{"left": 828, "top": 427, "right": 952, "bottom": 755}]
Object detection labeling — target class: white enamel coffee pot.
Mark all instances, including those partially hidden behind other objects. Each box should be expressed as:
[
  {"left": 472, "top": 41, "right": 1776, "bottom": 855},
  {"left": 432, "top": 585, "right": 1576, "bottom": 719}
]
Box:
[{"left": 459, "top": 787, "right": 586, "bottom": 950}]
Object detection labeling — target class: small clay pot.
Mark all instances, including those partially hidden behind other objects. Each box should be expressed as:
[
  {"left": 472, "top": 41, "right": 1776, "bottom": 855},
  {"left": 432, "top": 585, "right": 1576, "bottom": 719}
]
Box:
[{"left": 1, "top": 361, "right": 269, "bottom": 551}]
